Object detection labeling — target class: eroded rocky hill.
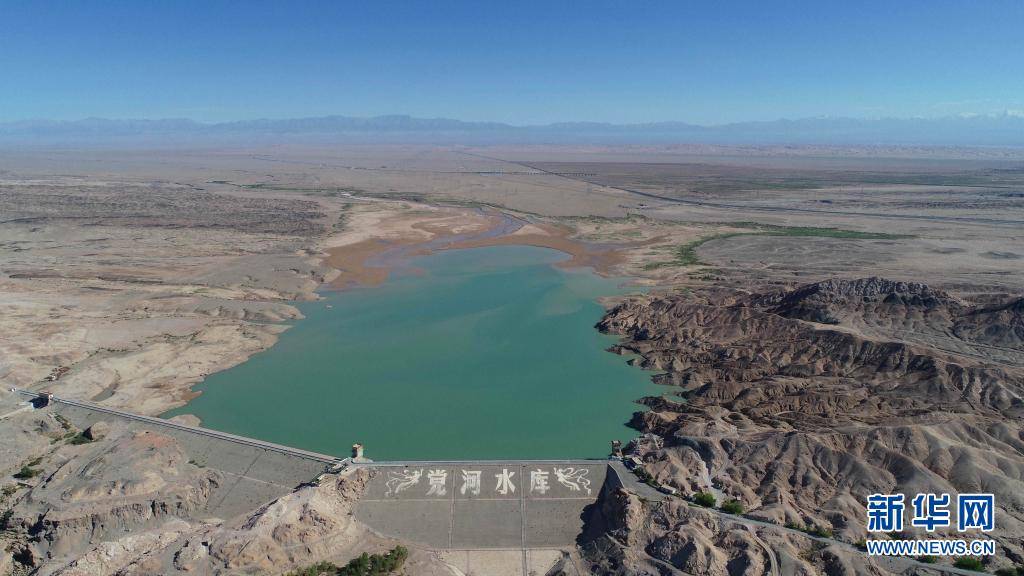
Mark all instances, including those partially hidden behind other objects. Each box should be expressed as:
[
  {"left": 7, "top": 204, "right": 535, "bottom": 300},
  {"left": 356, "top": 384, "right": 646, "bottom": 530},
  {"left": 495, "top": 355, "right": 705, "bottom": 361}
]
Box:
[{"left": 591, "top": 277, "right": 1024, "bottom": 573}]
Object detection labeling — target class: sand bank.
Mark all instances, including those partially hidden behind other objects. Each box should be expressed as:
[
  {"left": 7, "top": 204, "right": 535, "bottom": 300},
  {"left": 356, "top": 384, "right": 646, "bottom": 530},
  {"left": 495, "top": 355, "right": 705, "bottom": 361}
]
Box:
[{"left": 323, "top": 202, "right": 632, "bottom": 288}]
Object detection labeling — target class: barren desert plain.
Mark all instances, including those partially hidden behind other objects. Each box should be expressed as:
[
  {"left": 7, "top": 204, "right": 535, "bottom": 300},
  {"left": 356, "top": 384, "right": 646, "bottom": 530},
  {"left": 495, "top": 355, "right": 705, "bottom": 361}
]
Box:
[{"left": 2, "top": 143, "right": 1024, "bottom": 575}]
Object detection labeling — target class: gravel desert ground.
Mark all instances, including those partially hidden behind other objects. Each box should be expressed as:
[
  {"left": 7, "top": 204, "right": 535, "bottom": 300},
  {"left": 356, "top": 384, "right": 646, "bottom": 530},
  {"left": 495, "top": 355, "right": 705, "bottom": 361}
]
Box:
[{"left": 2, "top": 144, "right": 1023, "bottom": 575}]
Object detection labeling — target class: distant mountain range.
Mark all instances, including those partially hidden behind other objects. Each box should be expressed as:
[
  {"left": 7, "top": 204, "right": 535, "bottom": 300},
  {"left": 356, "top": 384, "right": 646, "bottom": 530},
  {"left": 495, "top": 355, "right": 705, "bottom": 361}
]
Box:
[{"left": 2, "top": 113, "right": 1023, "bottom": 146}]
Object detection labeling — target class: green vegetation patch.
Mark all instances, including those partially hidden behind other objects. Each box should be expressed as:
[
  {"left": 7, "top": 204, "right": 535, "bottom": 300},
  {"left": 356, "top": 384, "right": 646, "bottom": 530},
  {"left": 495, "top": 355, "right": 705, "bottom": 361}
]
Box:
[
  {"left": 13, "top": 456, "right": 44, "bottom": 480},
  {"left": 785, "top": 522, "right": 833, "bottom": 539},
  {"left": 692, "top": 492, "right": 717, "bottom": 507},
  {"left": 285, "top": 561, "right": 338, "bottom": 576},
  {"left": 54, "top": 413, "right": 72, "bottom": 431},
  {"left": 209, "top": 180, "right": 366, "bottom": 197},
  {"left": 13, "top": 466, "right": 40, "bottom": 480},
  {"left": 647, "top": 223, "right": 912, "bottom": 269},
  {"left": 67, "top": 432, "right": 94, "bottom": 445},
  {"left": 334, "top": 202, "right": 354, "bottom": 231},
  {"left": 723, "top": 222, "right": 913, "bottom": 239},
  {"left": 953, "top": 557, "right": 986, "bottom": 572},
  {"left": 806, "top": 525, "right": 834, "bottom": 538},
  {"left": 285, "top": 547, "right": 409, "bottom": 576},
  {"left": 720, "top": 499, "right": 744, "bottom": 514},
  {"left": 674, "top": 233, "right": 746, "bottom": 266}
]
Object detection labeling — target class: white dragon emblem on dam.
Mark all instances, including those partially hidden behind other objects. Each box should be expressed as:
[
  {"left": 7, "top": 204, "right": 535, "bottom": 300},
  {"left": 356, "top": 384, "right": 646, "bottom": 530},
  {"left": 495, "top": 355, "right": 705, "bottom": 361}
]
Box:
[
  {"left": 384, "top": 468, "right": 423, "bottom": 496},
  {"left": 553, "top": 467, "right": 591, "bottom": 495}
]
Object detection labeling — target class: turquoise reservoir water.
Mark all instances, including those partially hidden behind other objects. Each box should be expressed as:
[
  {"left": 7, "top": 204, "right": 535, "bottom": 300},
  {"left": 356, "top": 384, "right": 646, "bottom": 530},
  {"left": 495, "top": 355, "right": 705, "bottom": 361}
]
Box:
[{"left": 164, "top": 245, "right": 658, "bottom": 460}]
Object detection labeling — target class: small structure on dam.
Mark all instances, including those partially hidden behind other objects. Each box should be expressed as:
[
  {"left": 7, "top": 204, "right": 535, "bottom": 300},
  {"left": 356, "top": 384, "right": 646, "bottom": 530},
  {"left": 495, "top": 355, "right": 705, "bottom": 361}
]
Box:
[
  {"left": 13, "top": 389, "right": 668, "bottom": 576},
  {"left": 351, "top": 442, "right": 367, "bottom": 461}
]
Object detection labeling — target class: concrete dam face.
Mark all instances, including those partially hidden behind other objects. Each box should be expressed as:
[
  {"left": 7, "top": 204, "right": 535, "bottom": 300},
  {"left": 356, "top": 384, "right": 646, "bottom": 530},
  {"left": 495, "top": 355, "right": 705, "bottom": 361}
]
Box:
[
  {"left": 22, "top": 392, "right": 654, "bottom": 576},
  {"left": 353, "top": 461, "right": 638, "bottom": 576},
  {"left": 353, "top": 461, "right": 608, "bottom": 550}
]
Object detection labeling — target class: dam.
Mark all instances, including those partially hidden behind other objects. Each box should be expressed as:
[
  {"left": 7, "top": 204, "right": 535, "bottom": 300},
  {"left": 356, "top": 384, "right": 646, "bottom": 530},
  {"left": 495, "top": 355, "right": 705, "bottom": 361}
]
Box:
[
  {"left": 8, "top": 246, "right": 671, "bottom": 574},
  {"left": 353, "top": 460, "right": 607, "bottom": 549},
  {"left": 9, "top": 389, "right": 662, "bottom": 576},
  {"left": 9, "top": 389, "right": 981, "bottom": 576}
]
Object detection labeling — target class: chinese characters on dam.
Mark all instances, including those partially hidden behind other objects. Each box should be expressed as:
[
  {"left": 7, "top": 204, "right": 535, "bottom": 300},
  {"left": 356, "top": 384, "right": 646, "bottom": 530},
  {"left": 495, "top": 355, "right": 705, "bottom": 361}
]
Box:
[{"left": 383, "top": 466, "right": 594, "bottom": 498}]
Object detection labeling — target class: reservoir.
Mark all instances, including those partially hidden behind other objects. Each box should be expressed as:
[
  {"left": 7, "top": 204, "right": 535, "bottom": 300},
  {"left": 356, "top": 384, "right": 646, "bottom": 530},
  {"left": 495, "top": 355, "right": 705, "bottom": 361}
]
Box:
[{"left": 164, "top": 245, "right": 659, "bottom": 460}]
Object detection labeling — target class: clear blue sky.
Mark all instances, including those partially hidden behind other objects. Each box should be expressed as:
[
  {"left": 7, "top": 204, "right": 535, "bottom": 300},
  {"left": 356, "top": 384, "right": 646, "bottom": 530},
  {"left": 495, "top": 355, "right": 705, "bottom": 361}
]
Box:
[{"left": 1, "top": 0, "right": 1022, "bottom": 124}]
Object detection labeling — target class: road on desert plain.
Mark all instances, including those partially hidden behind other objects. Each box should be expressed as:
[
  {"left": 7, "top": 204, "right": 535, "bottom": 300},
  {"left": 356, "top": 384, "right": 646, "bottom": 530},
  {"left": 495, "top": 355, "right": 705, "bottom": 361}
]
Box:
[{"left": 459, "top": 150, "right": 1024, "bottom": 227}]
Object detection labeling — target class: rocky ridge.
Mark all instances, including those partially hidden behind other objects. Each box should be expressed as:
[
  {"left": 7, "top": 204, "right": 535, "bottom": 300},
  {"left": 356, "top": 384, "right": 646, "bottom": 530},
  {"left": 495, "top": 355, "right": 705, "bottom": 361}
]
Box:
[
  {"left": 592, "top": 277, "right": 1024, "bottom": 573},
  {"left": 1, "top": 420, "right": 413, "bottom": 576}
]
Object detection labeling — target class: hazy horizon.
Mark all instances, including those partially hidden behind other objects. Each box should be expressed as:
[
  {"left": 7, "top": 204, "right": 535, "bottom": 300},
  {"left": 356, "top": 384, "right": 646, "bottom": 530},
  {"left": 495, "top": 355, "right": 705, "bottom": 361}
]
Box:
[
  {"left": 3, "top": 112, "right": 1024, "bottom": 148},
  {"left": 6, "top": 110, "right": 1024, "bottom": 127},
  {"left": 2, "top": 1, "right": 1022, "bottom": 125}
]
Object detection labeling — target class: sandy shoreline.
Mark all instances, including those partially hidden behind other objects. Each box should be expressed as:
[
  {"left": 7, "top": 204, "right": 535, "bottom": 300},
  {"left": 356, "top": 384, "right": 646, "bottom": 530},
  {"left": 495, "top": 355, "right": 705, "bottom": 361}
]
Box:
[
  {"left": 162, "top": 201, "right": 635, "bottom": 426},
  {"left": 323, "top": 202, "right": 633, "bottom": 290},
  {"left": 6, "top": 146, "right": 1024, "bottom": 576}
]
